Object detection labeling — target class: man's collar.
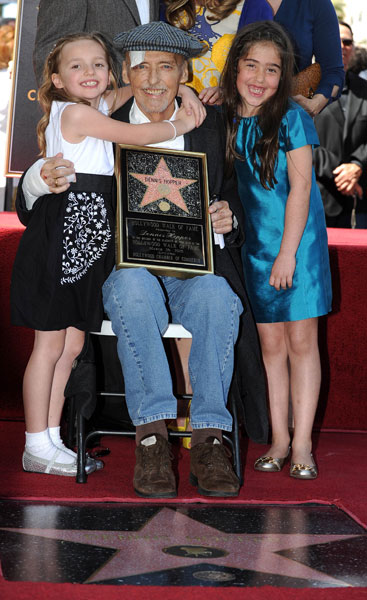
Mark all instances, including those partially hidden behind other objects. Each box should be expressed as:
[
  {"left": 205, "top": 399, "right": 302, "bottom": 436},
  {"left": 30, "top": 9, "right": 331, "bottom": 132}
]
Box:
[{"left": 129, "top": 99, "right": 179, "bottom": 124}]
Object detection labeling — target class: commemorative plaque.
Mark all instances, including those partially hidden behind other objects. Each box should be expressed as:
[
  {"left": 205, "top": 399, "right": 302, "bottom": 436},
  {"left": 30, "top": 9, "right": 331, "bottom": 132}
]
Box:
[{"left": 116, "top": 145, "right": 213, "bottom": 278}]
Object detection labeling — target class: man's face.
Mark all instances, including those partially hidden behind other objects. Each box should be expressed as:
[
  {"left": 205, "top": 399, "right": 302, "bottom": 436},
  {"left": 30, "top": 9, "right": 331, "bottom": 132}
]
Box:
[
  {"left": 122, "top": 51, "right": 188, "bottom": 121},
  {"left": 339, "top": 24, "right": 354, "bottom": 71}
]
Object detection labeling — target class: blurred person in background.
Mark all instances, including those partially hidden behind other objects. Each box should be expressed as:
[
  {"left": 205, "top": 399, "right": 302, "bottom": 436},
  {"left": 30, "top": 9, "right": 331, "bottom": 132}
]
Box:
[
  {"left": 160, "top": 0, "right": 273, "bottom": 103},
  {"left": 348, "top": 45, "right": 367, "bottom": 81},
  {"left": 314, "top": 22, "right": 367, "bottom": 228},
  {"left": 0, "top": 20, "right": 15, "bottom": 211},
  {"left": 33, "top": 0, "right": 160, "bottom": 86},
  {"left": 266, "top": 0, "right": 344, "bottom": 116}
]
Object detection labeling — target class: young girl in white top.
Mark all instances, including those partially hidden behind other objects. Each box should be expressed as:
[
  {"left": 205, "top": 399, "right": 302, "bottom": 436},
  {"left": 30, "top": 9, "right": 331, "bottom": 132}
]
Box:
[{"left": 11, "top": 32, "right": 199, "bottom": 477}]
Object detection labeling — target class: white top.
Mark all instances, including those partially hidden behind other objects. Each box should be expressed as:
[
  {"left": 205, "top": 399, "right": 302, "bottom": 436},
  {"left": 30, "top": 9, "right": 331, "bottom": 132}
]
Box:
[
  {"left": 129, "top": 99, "right": 185, "bottom": 151},
  {"left": 45, "top": 98, "right": 114, "bottom": 175},
  {"left": 22, "top": 97, "right": 183, "bottom": 209},
  {"left": 137, "top": 0, "right": 150, "bottom": 24}
]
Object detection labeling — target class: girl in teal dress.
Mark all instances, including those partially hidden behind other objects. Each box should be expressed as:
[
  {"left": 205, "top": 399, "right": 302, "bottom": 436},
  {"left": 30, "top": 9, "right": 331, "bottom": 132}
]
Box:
[{"left": 221, "top": 21, "right": 332, "bottom": 479}]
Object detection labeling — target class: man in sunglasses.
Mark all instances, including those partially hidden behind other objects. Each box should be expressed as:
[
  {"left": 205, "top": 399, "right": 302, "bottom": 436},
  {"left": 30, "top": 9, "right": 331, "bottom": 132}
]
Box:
[{"left": 314, "top": 21, "right": 367, "bottom": 228}]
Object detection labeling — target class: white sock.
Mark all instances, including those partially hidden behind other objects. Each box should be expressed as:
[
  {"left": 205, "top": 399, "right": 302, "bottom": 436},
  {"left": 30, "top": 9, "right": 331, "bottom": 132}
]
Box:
[
  {"left": 25, "top": 428, "right": 75, "bottom": 464},
  {"left": 48, "top": 426, "right": 77, "bottom": 458}
]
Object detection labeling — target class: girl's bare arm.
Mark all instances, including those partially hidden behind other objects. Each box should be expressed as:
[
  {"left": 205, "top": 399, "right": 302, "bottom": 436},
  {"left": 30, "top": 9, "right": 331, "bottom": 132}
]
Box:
[
  {"left": 60, "top": 103, "right": 196, "bottom": 146},
  {"left": 269, "top": 145, "right": 312, "bottom": 290}
]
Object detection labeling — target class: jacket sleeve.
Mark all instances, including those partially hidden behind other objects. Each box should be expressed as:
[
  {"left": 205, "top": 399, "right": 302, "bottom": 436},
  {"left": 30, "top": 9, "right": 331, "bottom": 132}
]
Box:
[
  {"left": 349, "top": 143, "right": 367, "bottom": 171},
  {"left": 33, "top": 0, "right": 88, "bottom": 86},
  {"left": 220, "top": 170, "right": 245, "bottom": 248},
  {"left": 216, "top": 111, "right": 245, "bottom": 247},
  {"left": 313, "top": 145, "right": 341, "bottom": 181},
  {"left": 312, "top": 0, "right": 345, "bottom": 100},
  {"left": 15, "top": 171, "right": 44, "bottom": 226}
]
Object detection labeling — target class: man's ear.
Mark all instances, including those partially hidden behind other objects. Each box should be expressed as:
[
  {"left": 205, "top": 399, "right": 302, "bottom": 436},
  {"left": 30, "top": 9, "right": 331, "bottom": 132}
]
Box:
[
  {"left": 51, "top": 72, "right": 63, "bottom": 89},
  {"left": 180, "top": 60, "right": 189, "bottom": 84},
  {"left": 122, "top": 61, "right": 131, "bottom": 85}
]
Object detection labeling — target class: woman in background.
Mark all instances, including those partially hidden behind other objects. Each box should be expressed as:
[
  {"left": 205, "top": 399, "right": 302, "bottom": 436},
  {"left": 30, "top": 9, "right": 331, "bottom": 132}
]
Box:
[
  {"left": 160, "top": 0, "right": 273, "bottom": 102},
  {"left": 267, "top": 0, "right": 345, "bottom": 116}
]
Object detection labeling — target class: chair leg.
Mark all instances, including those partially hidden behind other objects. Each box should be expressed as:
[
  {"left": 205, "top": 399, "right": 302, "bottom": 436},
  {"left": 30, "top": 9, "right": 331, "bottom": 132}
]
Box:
[
  {"left": 76, "top": 410, "right": 87, "bottom": 484},
  {"left": 228, "top": 392, "right": 243, "bottom": 486}
]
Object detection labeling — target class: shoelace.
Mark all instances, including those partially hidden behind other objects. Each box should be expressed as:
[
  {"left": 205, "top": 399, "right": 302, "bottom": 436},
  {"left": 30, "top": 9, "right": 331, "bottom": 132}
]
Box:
[
  {"left": 141, "top": 442, "right": 173, "bottom": 468},
  {"left": 196, "top": 444, "right": 232, "bottom": 471}
]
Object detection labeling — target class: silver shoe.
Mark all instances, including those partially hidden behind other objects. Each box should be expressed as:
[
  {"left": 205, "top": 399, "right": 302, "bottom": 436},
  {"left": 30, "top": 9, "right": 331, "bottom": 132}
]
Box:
[
  {"left": 290, "top": 455, "right": 318, "bottom": 479},
  {"left": 53, "top": 443, "right": 98, "bottom": 475},
  {"left": 86, "top": 453, "right": 104, "bottom": 471},
  {"left": 254, "top": 450, "right": 290, "bottom": 472},
  {"left": 22, "top": 448, "right": 81, "bottom": 477}
]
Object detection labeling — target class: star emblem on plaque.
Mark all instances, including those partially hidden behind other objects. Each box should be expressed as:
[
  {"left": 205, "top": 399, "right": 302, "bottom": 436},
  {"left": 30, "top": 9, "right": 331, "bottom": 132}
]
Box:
[
  {"left": 116, "top": 145, "right": 213, "bottom": 278},
  {"left": 130, "top": 157, "right": 198, "bottom": 215}
]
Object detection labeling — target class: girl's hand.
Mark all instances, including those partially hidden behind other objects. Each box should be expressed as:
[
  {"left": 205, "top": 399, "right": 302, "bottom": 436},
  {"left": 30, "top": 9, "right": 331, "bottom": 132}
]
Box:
[
  {"left": 269, "top": 252, "right": 296, "bottom": 291},
  {"left": 178, "top": 83, "right": 206, "bottom": 127},
  {"left": 199, "top": 86, "right": 223, "bottom": 106},
  {"left": 174, "top": 105, "right": 198, "bottom": 134}
]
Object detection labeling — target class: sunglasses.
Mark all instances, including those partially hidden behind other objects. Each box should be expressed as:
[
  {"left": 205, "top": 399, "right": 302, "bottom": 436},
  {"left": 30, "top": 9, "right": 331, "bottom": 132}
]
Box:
[{"left": 341, "top": 38, "right": 353, "bottom": 47}]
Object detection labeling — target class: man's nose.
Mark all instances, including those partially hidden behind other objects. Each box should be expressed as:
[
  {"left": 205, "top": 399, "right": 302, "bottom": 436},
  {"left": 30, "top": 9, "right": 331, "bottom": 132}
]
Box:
[{"left": 148, "top": 66, "right": 160, "bottom": 84}]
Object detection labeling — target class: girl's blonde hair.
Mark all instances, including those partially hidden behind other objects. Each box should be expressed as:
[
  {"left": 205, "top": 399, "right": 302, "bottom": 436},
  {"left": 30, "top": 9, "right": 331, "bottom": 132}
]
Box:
[
  {"left": 37, "top": 32, "right": 118, "bottom": 156},
  {"left": 164, "top": 0, "right": 241, "bottom": 30},
  {"left": 0, "top": 23, "right": 15, "bottom": 69}
]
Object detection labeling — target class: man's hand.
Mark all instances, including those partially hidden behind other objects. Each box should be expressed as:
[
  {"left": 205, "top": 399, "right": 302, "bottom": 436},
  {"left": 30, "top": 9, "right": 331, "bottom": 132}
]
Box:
[
  {"left": 40, "top": 152, "right": 76, "bottom": 193},
  {"left": 269, "top": 251, "right": 296, "bottom": 291},
  {"left": 333, "top": 163, "right": 362, "bottom": 196},
  {"left": 209, "top": 200, "right": 233, "bottom": 234}
]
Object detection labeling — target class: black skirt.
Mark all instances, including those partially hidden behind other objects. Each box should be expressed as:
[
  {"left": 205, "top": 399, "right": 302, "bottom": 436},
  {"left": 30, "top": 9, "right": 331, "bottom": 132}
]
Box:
[{"left": 11, "top": 173, "right": 115, "bottom": 332}]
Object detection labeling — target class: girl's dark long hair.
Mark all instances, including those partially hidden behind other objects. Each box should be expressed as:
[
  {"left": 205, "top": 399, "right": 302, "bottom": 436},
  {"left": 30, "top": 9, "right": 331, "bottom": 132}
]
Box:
[
  {"left": 164, "top": 0, "right": 241, "bottom": 30},
  {"left": 220, "top": 21, "right": 295, "bottom": 189},
  {"left": 37, "top": 32, "right": 118, "bottom": 156}
]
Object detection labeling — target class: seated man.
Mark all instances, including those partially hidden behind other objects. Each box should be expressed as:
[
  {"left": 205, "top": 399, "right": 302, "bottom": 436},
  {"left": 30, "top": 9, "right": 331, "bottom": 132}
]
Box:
[{"left": 18, "top": 23, "right": 268, "bottom": 499}]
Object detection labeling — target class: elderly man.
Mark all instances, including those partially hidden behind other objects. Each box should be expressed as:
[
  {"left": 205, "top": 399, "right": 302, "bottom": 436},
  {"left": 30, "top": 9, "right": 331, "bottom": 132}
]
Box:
[
  {"left": 18, "top": 22, "right": 268, "bottom": 498},
  {"left": 33, "top": 0, "right": 159, "bottom": 85},
  {"left": 314, "top": 21, "right": 367, "bottom": 228}
]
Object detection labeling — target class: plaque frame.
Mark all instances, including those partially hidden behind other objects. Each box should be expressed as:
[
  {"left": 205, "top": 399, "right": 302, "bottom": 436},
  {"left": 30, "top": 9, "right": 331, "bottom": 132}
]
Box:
[{"left": 116, "top": 144, "right": 214, "bottom": 278}]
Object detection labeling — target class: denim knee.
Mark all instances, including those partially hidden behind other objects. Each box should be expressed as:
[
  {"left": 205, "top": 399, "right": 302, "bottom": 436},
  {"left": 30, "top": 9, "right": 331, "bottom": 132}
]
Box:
[{"left": 186, "top": 274, "right": 243, "bottom": 319}]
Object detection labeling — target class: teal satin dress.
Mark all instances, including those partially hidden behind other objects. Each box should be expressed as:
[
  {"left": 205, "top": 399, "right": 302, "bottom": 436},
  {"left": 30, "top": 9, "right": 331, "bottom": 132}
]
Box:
[{"left": 235, "top": 101, "right": 332, "bottom": 323}]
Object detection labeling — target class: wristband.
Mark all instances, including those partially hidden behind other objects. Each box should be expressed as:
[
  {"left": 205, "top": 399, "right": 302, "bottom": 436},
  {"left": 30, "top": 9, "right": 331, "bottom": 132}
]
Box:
[{"left": 163, "top": 120, "right": 177, "bottom": 141}]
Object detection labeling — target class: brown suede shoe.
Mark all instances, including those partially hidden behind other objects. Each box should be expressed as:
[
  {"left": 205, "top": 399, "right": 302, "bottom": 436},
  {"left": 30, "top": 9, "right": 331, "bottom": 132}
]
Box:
[
  {"left": 189, "top": 437, "right": 240, "bottom": 497},
  {"left": 133, "top": 434, "right": 177, "bottom": 498}
]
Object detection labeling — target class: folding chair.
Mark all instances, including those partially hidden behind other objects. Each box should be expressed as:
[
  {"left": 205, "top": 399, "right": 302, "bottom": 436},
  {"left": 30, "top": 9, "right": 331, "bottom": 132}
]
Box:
[{"left": 65, "top": 320, "right": 243, "bottom": 485}]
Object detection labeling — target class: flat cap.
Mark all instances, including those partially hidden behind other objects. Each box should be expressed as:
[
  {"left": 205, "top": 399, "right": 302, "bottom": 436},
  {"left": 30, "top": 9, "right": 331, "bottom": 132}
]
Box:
[{"left": 113, "top": 21, "right": 205, "bottom": 59}]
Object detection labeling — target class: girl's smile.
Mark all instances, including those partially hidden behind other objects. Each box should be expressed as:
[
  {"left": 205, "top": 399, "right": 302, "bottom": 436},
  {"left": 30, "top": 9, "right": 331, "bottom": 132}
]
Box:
[
  {"left": 51, "top": 39, "right": 110, "bottom": 109},
  {"left": 236, "top": 42, "right": 281, "bottom": 117}
]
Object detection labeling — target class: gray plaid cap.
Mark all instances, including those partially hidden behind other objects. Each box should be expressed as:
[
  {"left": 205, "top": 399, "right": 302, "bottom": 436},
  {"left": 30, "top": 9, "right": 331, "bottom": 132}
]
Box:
[{"left": 113, "top": 21, "right": 205, "bottom": 59}]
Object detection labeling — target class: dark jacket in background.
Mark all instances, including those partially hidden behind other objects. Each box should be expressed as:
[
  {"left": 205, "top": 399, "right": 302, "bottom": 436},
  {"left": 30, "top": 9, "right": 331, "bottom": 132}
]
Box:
[
  {"left": 33, "top": 0, "right": 160, "bottom": 85},
  {"left": 314, "top": 71, "right": 367, "bottom": 219}
]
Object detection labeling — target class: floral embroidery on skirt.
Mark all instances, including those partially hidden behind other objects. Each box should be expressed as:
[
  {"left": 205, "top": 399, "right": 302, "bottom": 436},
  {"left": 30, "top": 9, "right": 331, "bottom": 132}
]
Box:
[{"left": 61, "top": 191, "right": 112, "bottom": 285}]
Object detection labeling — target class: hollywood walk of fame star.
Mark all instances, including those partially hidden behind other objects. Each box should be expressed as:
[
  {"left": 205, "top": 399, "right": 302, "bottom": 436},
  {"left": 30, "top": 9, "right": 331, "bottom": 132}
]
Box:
[
  {"left": 130, "top": 158, "right": 197, "bottom": 213},
  {"left": 1, "top": 507, "right": 356, "bottom": 586}
]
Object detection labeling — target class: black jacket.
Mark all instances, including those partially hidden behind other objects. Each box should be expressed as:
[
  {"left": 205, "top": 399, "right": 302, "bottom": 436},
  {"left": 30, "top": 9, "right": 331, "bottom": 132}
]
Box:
[{"left": 314, "top": 71, "right": 367, "bottom": 217}]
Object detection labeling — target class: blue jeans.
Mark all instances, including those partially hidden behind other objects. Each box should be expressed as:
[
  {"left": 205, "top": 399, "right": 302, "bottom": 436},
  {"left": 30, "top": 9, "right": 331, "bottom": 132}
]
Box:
[{"left": 102, "top": 268, "right": 243, "bottom": 431}]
